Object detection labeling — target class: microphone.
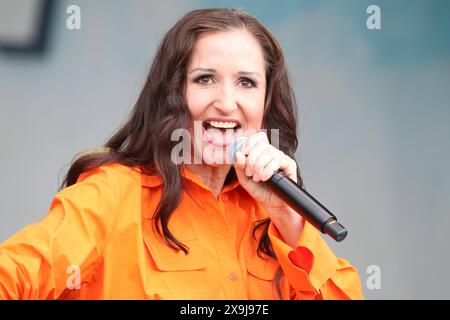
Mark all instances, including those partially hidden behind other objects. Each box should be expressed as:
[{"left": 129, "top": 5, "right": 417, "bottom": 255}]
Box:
[{"left": 229, "top": 137, "right": 348, "bottom": 242}]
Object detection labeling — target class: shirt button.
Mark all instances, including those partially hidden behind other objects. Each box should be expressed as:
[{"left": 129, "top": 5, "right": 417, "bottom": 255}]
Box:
[{"left": 229, "top": 272, "right": 238, "bottom": 281}]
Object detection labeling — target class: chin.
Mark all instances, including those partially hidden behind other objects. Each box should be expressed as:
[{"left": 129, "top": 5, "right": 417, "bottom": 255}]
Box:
[{"left": 200, "top": 143, "right": 233, "bottom": 166}]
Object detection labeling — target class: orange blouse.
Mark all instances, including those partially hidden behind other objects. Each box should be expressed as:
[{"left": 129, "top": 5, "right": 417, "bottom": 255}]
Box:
[{"left": 0, "top": 163, "right": 364, "bottom": 299}]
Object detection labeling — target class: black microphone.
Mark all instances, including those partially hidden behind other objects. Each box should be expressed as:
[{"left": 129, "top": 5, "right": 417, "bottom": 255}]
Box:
[{"left": 229, "top": 137, "right": 348, "bottom": 242}]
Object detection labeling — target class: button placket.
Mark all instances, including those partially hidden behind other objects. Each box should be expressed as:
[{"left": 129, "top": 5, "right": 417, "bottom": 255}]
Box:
[{"left": 212, "top": 193, "right": 246, "bottom": 296}]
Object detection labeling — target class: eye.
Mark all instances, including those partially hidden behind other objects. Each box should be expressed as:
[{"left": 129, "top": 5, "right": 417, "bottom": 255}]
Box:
[
  {"left": 239, "top": 78, "right": 256, "bottom": 88},
  {"left": 195, "top": 75, "right": 214, "bottom": 85}
]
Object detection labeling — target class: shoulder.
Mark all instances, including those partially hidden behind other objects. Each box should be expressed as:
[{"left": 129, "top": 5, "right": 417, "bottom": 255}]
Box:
[
  {"left": 59, "top": 162, "right": 144, "bottom": 200},
  {"left": 76, "top": 162, "right": 141, "bottom": 185},
  {"left": 52, "top": 162, "right": 144, "bottom": 211}
]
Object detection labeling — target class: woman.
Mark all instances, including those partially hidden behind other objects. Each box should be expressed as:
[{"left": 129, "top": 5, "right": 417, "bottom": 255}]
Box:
[{"left": 0, "top": 8, "right": 363, "bottom": 299}]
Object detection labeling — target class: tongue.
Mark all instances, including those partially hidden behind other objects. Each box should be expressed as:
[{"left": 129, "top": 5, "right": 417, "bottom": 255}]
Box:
[{"left": 204, "top": 127, "right": 235, "bottom": 145}]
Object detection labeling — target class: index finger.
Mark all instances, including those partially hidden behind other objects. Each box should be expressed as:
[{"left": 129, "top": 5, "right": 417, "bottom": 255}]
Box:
[{"left": 242, "top": 131, "right": 269, "bottom": 155}]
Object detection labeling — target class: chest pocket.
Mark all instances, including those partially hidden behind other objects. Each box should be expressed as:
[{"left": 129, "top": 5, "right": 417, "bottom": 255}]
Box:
[
  {"left": 144, "top": 237, "right": 206, "bottom": 271},
  {"left": 142, "top": 219, "right": 206, "bottom": 271}
]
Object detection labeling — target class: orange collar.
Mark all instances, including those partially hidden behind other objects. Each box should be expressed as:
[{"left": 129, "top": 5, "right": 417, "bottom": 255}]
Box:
[{"left": 139, "top": 165, "right": 240, "bottom": 193}]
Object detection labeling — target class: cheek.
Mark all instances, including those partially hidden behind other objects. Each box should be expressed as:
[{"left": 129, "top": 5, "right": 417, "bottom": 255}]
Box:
[
  {"left": 185, "top": 87, "right": 211, "bottom": 118},
  {"left": 242, "top": 95, "right": 265, "bottom": 128}
]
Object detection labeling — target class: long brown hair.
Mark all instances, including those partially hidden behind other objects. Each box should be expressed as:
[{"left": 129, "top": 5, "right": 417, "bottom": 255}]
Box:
[{"left": 60, "top": 8, "right": 303, "bottom": 298}]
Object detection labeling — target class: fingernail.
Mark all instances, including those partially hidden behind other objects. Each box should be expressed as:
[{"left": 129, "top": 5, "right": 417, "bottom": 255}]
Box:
[{"left": 245, "top": 166, "right": 252, "bottom": 176}]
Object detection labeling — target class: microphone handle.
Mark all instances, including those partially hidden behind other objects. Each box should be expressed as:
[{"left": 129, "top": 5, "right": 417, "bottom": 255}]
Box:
[{"left": 266, "top": 171, "right": 348, "bottom": 242}]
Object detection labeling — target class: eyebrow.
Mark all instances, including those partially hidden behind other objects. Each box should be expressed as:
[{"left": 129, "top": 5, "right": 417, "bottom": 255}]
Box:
[{"left": 188, "top": 67, "right": 262, "bottom": 79}]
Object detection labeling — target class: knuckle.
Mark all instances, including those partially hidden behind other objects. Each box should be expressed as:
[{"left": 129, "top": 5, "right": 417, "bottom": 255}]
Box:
[
  {"left": 258, "top": 131, "right": 268, "bottom": 141},
  {"left": 253, "top": 160, "right": 263, "bottom": 171},
  {"left": 254, "top": 153, "right": 269, "bottom": 170},
  {"left": 245, "top": 139, "right": 259, "bottom": 154},
  {"left": 245, "top": 156, "right": 255, "bottom": 167},
  {"left": 274, "top": 150, "right": 284, "bottom": 160},
  {"left": 289, "top": 157, "right": 297, "bottom": 166},
  {"left": 246, "top": 151, "right": 261, "bottom": 167},
  {"left": 266, "top": 162, "right": 278, "bottom": 177}
]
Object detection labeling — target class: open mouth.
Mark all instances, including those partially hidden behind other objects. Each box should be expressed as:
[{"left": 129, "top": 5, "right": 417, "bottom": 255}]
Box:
[
  {"left": 202, "top": 120, "right": 241, "bottom": 131},
  {"left": 202, "top": 120, "right": 242, "bottom": 146}
]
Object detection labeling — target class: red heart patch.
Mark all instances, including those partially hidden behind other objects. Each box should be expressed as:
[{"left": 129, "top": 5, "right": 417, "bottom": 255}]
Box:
[{"left": 288, "top": 246, "right": 314, "bottom": 273}]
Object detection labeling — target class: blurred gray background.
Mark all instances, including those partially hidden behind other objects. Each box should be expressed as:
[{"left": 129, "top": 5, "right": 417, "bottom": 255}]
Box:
[{"left": 0, "top": 0, "right": 449, "bottom": 299}]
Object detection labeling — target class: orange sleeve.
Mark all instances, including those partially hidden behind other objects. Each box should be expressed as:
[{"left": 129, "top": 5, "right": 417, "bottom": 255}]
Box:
[
  {"left": 0, "top": 165, "right": 121, "bottom": 299},
  {"left": 268, "top": 221, "right": 364, "bottom": 300}
]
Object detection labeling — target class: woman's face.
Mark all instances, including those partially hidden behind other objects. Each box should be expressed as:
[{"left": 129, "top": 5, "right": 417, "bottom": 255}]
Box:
[{"left": 184, "top": 29, "right": 266, "bottom": 165}]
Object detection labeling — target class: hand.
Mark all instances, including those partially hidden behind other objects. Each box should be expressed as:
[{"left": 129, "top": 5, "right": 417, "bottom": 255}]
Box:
[
  {"left": 233, "top": 131, "right": 300, "bottom": 216},
  {"left": 233, "top": 131, "right": 304, "bottom": 246}
]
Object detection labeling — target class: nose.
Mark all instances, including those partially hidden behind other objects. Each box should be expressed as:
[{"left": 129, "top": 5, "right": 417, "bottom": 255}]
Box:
[{"left": 213, "top": 82, "right": 238, "bottom": 114}]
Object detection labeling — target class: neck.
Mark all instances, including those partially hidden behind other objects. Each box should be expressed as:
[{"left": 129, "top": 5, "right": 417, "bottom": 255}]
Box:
[{"left": 184, "top": 164, "right": 232, "bottom": 198}]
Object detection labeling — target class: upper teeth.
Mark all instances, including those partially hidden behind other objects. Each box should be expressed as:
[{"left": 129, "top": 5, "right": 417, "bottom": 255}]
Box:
[{"left": 206, "top": 121, "right": 239, "bottom": 129}]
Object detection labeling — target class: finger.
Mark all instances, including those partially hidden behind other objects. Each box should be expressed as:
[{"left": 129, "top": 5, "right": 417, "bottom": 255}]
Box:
[
  {"left": 234, "top": 150, "right": 246, "bottom": 171},
  {"left": 244, "top": 141, "right": 270, "bottom": 177},
  {"left": 252, "top": 149, "right": 276, "bottom": 182},
  {"left": 260, "top": 157, "right": 281, "bottom": 182},
  {"left": 278, "top": 153, "right": 298, "bottom": 183},
  {"left": 257, "top": 130, "right": 269, "bottom": 143},
  {"left": 242, "top": 131, "right": 269, "bottom": 155},
  {"left": 234, "top": 151, "right": 252, "bottom": 185}
]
